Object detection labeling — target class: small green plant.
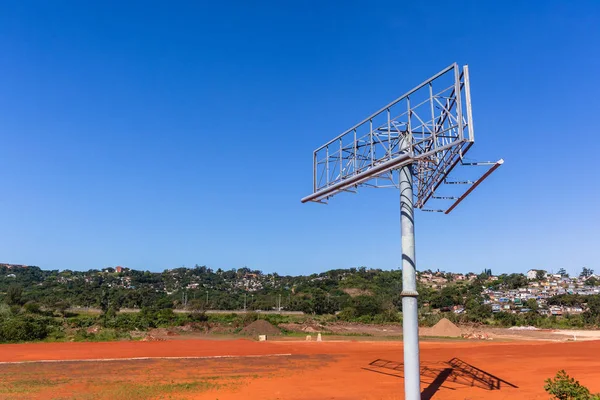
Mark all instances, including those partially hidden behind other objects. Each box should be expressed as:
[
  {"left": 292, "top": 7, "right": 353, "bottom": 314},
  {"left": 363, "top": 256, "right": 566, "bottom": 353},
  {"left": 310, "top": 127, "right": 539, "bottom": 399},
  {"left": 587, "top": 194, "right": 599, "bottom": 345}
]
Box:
[{"left": 544, "top": 370, "right": 600, "bottom": 400}]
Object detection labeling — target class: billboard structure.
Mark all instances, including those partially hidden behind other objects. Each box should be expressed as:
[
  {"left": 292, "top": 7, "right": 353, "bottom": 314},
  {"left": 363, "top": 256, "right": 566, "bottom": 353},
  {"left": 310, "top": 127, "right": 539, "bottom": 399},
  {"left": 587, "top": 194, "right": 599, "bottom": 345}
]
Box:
[{"left": 301, "top": 63, "right": 502, "bottom": 400}]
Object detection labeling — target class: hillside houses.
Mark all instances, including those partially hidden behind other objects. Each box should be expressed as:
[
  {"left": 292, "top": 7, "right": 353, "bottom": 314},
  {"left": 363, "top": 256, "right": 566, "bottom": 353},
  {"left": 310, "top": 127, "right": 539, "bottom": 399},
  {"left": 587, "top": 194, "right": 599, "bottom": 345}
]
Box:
[
  {"left": 483, "top": 273, "right": 600, "bottom": 315},
  {"left": 417, "top": 271, "right": 477, "bottom": 288},
  {"left": 417, "top": 268, "right": 600, "bottom": 316}
]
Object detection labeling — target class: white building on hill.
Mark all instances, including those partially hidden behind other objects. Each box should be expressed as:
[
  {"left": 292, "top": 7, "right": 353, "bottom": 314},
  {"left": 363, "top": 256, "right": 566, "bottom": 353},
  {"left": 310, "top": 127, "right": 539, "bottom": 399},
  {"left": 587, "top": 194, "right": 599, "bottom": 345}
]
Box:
[{"left": 527, "top": 269, "right": 546, "bottom": 280}]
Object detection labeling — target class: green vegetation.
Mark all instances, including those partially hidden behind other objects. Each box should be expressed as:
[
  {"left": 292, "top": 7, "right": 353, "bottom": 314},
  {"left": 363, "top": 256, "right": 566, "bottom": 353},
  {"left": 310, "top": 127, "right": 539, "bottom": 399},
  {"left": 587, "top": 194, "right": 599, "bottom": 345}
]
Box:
[
  {"left": 0, "top": 373, "right": 242, "bottom": 400},
  {"left": 545, "top": 370, "right": 600, "bottom": 400},
  {"left": 0, "top": 378, "right": 71, "bottom": 397},
  {"left": 2, "top": 264, "right": 600, "bottom": 343},
  {"left": 0, "top": 303, "right": 56, "bottom": 342},
  {"left": 89, "top": 378, "right": 231, "bottom": 400}
]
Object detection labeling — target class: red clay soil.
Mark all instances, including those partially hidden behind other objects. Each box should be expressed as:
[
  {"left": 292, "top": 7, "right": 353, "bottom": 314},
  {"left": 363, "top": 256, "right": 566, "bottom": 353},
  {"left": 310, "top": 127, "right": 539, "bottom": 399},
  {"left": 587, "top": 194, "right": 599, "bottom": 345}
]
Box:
[{"left": 1, "top": 339, "right": 600, "bottom": 399}]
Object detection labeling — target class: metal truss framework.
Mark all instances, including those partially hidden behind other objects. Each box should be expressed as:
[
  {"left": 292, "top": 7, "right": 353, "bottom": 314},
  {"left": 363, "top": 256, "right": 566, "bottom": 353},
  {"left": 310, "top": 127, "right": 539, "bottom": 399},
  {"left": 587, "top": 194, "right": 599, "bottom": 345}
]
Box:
[
  {"left": 300, "top": 63, "right": 502, "bottom": 213},
  {"left": 301, "top": 63, "right": 503, "bottom": 400}
]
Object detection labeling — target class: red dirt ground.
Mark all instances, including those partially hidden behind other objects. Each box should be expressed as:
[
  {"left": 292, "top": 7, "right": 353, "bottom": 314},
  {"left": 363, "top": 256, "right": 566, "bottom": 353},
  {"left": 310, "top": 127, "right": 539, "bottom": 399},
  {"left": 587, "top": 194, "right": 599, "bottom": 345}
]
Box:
[{"left": 1, "top": 339, "right": 600, "bottom": 399}]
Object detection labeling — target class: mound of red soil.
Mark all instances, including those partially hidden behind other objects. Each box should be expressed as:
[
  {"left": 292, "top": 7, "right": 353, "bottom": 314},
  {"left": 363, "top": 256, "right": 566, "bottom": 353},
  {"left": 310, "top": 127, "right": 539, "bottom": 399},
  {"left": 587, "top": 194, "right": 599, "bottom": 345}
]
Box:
[
  {"left": 241, "top": 320, "right": 281, "bottom": 336},
  {"left": 429, "top": 318, "right": 462, "bottom": 337}
]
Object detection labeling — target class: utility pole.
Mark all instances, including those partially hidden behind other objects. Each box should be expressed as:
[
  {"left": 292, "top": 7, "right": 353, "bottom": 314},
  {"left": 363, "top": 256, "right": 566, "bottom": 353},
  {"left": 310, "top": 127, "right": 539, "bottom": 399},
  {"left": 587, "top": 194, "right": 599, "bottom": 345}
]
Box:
[
  {"left": 181, "top": 291, "right": 188, "bottom": 308},
  {"left": 244, "top": 292, "right": 247, "bottom": 311}
]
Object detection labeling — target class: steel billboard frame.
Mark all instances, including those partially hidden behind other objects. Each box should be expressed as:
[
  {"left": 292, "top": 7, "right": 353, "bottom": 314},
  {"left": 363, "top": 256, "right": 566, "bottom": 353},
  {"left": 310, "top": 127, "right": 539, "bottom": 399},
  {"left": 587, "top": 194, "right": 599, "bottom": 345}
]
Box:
[
  {"left": 301, "top": 63, "right": 494, "bottom": 211},
  {"left": 301, "top": 63, "right": 502, "bottom": 400}
]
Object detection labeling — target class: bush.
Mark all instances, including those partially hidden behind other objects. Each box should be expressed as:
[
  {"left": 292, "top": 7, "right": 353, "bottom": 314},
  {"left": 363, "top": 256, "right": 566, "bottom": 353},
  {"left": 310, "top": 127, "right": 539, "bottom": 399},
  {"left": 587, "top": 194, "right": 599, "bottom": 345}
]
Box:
[
  {"left": 0, "top": 303, "right": 11, "bottom": 318},
  {"left": 544, "top": 370, "right": 600, "bottom": 400},
  {"left": 372, "top": 312, "right": 401, "bottom": 324},
  {"left": 337, "top": 307, "right": 357, "bottom": 321},
  {"left": 6, "top": 285, "right": 23, "bottom": 306},
  {"left": 0, "top": 315, "right": 52, "bottom": 342},
  {"left": 355, "top": 315, "right": 376, "bottom": 324},
  {"left": 419, "top": 313, "right": 444, "bottom": 327},
  {"left": 493, "top": 311, "right": 518, "bottom": 327},
  {"left": 189, "top": 311, "right": 208, "bottom": 323},
  {"left": 23, "top": 301, "right": 42, "bottom": 314},
  {"left": 68, "top": 314, "right": 98, "bottom": 329},
  {"left": 73, "top": 328, "right": 130, "bottom": 342},
  {"left": 102, "top": 312, "right": 153, "bottom": 330},
  {"left": 352, "top": 295, "right": 382, "bottom": 317},
  {"left": 261, "top": 314, "right": 295, "bottom": 326}
]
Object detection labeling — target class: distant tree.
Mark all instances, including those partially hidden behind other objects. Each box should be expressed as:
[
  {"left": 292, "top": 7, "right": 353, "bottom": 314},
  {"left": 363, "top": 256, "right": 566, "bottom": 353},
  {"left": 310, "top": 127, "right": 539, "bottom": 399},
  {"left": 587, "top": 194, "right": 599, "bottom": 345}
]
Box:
[
  {"left": 465, "top": 298, "right": 492, "bottom": 323},
  {"left": 337, "top": 307, "right": 357, "bottom": 321},
  {"left": 586, "top": 296, "right": 600, "bottom": 315},
  {"left": 352, "top": 295, "right": 382, "bottom": 317},
  {"left": 23, "top": 301, "right": 41, "bottom": 314},
  {"left": 187, "top": 299, "right": 208, "bottom": 322},
  {"left": 430, "top": 286, "right": 461, "bottom": 309},
  {"left": 580, "top": 268, "right": 594, "bottom": 279},
  {"left": 557, "top": 268, "right": 568, "bottom": 277},
  {"left": 188, "top": 298, "right": 204, "bottom": 313},
  {"left": 476, "top": 272, "right": 489, "bottom": 283},
  {"left": 536, "top": 270, "right": 547, "bottom": 281},
  {"left": 503, "top": 274, "right": 528, "bottom": 290},
  {"left": 525, "top": 298, "right": 539, "bottom": 311},
  {"left": 586, "top": 277, "right": 599, "bottom": 287},
  {"left": 493, "top": 311, "right": 517, "bottom": 327},
  {"left": 6, "top": 285, "right": 23, "bottom": 306},
  {"left": 582, "top": 296, "right": 600, "bottom": 326},
  {"left": 99, "top": 289, "right": 122, "bottom": 313},
  {"left": 54, "top": 300, "right": 70, "bottom": 317},
  {"left": 547, "top": 294, "right": 586, "bottom": 307}
]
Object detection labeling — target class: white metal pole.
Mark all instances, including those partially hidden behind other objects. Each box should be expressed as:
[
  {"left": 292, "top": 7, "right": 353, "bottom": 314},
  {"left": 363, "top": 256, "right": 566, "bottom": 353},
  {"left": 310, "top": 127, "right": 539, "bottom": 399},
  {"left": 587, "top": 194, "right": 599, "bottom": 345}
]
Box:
[{"left": 399, "top": 165, "right": 421, "bottom": 400}]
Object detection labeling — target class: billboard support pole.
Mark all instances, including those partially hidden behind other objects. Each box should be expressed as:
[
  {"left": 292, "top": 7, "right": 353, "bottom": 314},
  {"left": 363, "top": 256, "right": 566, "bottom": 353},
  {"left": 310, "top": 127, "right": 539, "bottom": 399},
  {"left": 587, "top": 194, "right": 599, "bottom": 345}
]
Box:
[{"left": 399, "top": 164, "right": 421, "bottom": 400}]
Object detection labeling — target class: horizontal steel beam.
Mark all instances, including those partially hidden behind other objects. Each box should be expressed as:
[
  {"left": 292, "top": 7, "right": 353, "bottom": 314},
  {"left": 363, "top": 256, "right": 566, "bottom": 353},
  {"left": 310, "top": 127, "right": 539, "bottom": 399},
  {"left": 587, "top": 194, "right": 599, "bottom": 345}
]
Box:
[
  {"left": 302, "top": 154, "right": 410, "bottom": 203},
  {"left": 302, "top": 140, "right": 467, "bottom": 203}
]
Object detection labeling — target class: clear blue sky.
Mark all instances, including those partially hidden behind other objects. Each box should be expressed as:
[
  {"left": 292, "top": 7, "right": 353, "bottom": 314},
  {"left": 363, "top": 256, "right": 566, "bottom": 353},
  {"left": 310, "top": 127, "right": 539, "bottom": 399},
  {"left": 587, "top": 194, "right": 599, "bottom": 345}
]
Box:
[{"left": 1, "top": 1, "right": 598, "bottom": 276}]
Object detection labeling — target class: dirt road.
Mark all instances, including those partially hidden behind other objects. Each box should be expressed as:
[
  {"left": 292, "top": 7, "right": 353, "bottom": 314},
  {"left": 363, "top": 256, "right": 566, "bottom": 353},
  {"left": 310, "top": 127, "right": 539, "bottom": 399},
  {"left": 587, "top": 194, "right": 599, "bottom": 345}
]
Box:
[{"left": 1, "top": 339, "right": 599, "bottom": 399}]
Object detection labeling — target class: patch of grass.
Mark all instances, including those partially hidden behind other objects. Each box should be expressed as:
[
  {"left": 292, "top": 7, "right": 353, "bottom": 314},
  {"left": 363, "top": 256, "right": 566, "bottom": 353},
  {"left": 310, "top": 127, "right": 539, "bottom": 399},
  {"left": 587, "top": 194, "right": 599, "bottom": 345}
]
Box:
[
  {"left": 323, "top": 332, "right": 373, "bottom": 337},
  {"left": 84, "top": 377, "right": 243, "bottom": 400},
  {"left": 0, "top": 378, "right": 70, "bottom": 395},
  {"left": 107, "top": 381, "right": 219, "bottom": 399},
  {"left": 280, "top": 330, "right": 374, "bottom": 338},
  {"left": 72, "top": 328, "right": 131, "bottom": 342}
]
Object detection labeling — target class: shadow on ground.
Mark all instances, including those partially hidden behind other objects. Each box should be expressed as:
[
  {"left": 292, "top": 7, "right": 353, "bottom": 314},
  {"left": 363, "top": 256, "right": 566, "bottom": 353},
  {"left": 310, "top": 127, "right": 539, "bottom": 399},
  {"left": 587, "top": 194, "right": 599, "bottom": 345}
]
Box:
[{"left": 363, "top": 357, "right": 518, "bottom": 399}]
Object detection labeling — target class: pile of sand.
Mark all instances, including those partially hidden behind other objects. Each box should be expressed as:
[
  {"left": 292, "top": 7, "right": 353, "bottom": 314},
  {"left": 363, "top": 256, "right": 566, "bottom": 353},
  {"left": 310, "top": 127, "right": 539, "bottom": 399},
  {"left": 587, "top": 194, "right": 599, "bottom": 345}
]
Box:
[
  {"left": 429, "top": 318, "right": 462, "bottom": 337},
  {"left": 241, "top": 320, "right": 281, "bottom": 336}
]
